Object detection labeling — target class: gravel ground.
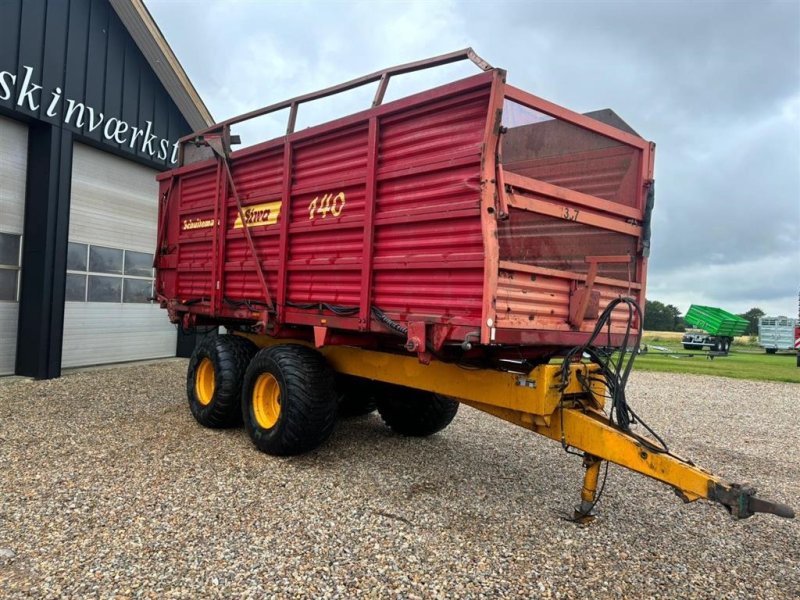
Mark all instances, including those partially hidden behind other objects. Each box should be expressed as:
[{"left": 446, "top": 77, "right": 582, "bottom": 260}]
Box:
[{"left": 0, "top": 360, "right": 798, "bottom": 598}]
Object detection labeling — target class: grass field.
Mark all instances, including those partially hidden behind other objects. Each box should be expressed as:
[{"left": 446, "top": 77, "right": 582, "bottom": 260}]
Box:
[{"left": 634, "top": 331, "right": 800, "bottom": 383}]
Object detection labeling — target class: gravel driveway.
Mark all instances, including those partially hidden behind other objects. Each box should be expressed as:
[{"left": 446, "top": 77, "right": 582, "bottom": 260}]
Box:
[{"left": 1, "top": 360, "right": 798, "bottom": 598}]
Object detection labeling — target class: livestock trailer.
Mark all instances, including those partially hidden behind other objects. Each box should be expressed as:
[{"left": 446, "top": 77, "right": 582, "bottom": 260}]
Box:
[
  {"left": 154, "top": 49, "right": 792, "bottom": 521},
  {"left": 758, "top": 316, "right": 798, "bottom": 353}
]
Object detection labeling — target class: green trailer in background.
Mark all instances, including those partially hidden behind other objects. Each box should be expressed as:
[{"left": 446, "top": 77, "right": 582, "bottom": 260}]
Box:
[{"left": 681, "top": 305, "right": 749, "bottom": 352}]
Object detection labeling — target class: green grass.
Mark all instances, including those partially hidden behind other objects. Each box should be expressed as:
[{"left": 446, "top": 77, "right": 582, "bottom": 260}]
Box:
[{"left": 634, "top": 333, "right": 800, "bottom": 383}]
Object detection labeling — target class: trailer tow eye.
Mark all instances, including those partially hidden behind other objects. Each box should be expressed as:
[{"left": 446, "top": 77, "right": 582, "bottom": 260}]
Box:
[{"left": 708, "top": 482, "right": 795, "bottom": 519}]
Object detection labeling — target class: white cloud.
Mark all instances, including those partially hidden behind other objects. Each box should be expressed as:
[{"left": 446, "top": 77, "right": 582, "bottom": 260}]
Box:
[{"left": 647, "top": 252, "right": 800, "bottom": 316}]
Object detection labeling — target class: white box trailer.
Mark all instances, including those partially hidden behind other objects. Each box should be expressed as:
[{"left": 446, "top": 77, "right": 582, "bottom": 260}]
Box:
[{"left": 758, "top": 316, "right": 798, "bottom": 353}]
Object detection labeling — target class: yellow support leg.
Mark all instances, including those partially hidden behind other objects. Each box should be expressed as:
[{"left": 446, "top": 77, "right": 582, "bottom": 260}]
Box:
[
  {"left": 574, "top": 455, "right": 602, "bottom": 523},
  {"left": 540, "top": 407, "right": 713, "bottom": 501}
]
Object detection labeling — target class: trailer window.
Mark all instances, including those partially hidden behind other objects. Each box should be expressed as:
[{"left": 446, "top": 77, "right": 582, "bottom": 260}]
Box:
[
  {"left": 501, "top": 100, "right": 642, "bottom": 210},
  {"left": 497, "top": 99, "right": 645, "bottom": 280},
  {"left": 503, "top": 100, "right": 553, "bottom": 128}
]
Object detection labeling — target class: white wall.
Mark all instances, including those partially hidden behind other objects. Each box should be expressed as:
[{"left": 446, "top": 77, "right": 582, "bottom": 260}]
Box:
[
  {"left": 62, "top": 143, "right": 175, "bottom": 368},
  {"left": 0, "top": 116, "right": 28, "bottom": 375}
]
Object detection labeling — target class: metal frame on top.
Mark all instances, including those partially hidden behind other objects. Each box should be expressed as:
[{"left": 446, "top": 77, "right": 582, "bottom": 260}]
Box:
[{"left": 182, "top": 47, "right": 493, "bottom": 142}]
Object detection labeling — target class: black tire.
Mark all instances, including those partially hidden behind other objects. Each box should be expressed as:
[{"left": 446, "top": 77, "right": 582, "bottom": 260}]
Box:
[
  {"left": 766, "top": 348, "right": 777, "bottom": 354},
  {"left": 186, "top": 334, "right": 257, "bottom": 428},
  {"left": 336, "top": 375, "right": 378, "bottom": 417},
  {"left": 376, "top": 385, "right": 459, "bottom": 437},
  {"left": 242, "top": 344, "right": 337, "bottom": 456},
  {"left": 683, "top": 343, "right": 697, "bottom": 351}
]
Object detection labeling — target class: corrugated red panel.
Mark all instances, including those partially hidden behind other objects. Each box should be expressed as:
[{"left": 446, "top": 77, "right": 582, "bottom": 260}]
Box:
[
  {"left": 372, "top": 267, "right": 484, "bottom": 318},
  {"left": 378, "top": 89, "right": 488, "bottom": 173},
  {"left": 289, "top": 184, "right": 367, "bottom": 239},
  {"left": 225, "top": 270, "right": 280, "bottom": 302},
  {"left": 177, "top": 167, "right": 217, "bottom": 210},
  {"left": 287, "top": 270, "right": 362, "bottom": 306},
  {"left": 376, "top": 163, "right": 482, "bottom": 218},
  {"left": 293, "top": 125, "right": 368, "bottom": 186},
  {"left": 370, "top": 89, "right": 487, "bottom": 321},
  {"left": 176, "top": 270, "right": 213, "bottom": 299},
  {"left": 174, "top": 166, "right": 217, "bottom": 302},
  {"left": 495, "top": 266, "right": 638, "bottom": 333}
]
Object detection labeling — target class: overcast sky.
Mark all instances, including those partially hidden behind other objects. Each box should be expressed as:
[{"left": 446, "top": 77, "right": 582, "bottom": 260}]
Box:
[{"left": 147, "top": 0, "right": 799, "bottom": 317}]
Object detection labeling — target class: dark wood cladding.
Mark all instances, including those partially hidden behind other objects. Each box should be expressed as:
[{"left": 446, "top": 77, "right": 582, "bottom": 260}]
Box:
[
  {"left": 0, "top": 0, "right": 197, "bottom": 378},
  {"left": 0, "top": 0, "right": 190, "bottom": 168}
]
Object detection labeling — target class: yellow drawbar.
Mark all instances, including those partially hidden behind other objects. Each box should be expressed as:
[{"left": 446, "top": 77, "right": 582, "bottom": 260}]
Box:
[{"left": 234, "top": 333, "right": 795, "bottom": 521}]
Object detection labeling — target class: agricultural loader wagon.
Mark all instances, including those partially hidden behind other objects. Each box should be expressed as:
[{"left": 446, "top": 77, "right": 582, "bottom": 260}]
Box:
[{"left": 154, "top": 49, "right": 793, "bottom": 521}]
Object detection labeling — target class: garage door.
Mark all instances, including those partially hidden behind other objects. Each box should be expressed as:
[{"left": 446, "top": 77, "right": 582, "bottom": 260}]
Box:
[
  {"left": 0, "top": 116, "right": 27, "bottom": 376},
  {"left": 62, "top": 144, "right": 176, "bottom": 368}
]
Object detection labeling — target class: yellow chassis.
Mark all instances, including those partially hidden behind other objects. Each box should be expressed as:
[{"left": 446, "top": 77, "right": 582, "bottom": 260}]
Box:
[{"left": 239, "top": 334, "right": 794, "bottom": 521}]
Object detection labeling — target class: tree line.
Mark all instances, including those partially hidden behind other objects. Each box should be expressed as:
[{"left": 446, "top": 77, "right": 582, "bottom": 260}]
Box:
[{"left": 643, "top": 300, "right": 765, "bottom": 335}]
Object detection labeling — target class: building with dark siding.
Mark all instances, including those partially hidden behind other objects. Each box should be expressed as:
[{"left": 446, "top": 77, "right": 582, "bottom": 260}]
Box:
[{"left": 0, "top": 0, "right": 212, "bottom": 378}]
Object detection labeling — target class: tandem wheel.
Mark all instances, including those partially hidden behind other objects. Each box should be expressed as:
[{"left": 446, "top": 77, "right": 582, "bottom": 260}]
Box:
[
  {"left": 241, "top": 344, "right": 338, "bottom": 456},
  {"left": 186, "top": 334, "right": 257, "bottom": 428},
  {"left": 336, "top": 374, "right": 379, "bottom": 417},
  {"left": 376, "top": 385, "right": 459, "bottom": 437}
]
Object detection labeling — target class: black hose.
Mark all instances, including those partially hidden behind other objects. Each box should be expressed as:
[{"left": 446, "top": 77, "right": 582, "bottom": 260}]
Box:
[
  {"left": 559, "top": 297, "right": 669, "bottom": 454},
  {"left": 371, "top": 306, "right": 408, "bottom": 336}
]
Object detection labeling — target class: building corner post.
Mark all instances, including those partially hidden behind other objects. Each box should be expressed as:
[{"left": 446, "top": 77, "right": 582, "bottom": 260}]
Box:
[{"left": 16, "top": 123, "right": 73, "bottom": 379}]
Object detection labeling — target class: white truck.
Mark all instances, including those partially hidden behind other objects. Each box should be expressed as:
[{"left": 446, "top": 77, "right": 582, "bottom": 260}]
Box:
[{"left": 758, "top": 316, "right": 798, "bottom": 354}]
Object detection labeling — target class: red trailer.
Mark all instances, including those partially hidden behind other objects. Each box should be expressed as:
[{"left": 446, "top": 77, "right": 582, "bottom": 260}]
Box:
[
  {"left": 156, "top": 49, "right": 654, "bottom": 363},
  {"left": 154, "top": 50, "right": 792, "bottom": 521}
]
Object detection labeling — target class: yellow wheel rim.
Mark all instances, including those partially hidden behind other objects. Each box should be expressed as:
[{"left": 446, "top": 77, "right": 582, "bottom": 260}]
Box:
[
  {"left": 195, "top": 358, "right": 216, "bottom": 406},
  {"left": 253, "top": 372, "right": 281, "bottom": 429}
]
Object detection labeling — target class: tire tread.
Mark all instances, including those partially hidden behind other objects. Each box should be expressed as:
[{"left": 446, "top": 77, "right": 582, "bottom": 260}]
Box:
[
  {"left": 186, "top": 334, "right": 256, "bottom": 428},
  {"left": 243, "top": 344, "right": 337, "bottom": 456},
  {"left": 376, "top": 386, "right": 459, "bottom": 437}
]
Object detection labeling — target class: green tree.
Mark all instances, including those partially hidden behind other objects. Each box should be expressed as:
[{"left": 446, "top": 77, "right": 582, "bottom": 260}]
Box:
[
  {"left": 644, "top": 299, "right": 685, "bottom": 331},
  {"left": 738, "top": 307, "right": 765, "bottom": 336}
]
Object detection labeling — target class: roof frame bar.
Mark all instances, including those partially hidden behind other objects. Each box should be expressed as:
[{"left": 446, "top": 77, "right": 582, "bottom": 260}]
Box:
[{"left": 181, "top": 48, "right": 492, "bottom": 142}]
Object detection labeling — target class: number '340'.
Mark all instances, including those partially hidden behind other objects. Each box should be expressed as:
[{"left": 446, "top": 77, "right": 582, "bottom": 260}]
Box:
[{"left": 308, "top": 192, "right": 346, "bottom": 220}]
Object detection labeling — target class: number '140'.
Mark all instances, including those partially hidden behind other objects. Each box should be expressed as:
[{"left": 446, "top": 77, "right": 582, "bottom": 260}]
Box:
[{"left": 308, "top": 192, "right": 346, "bottom": 220}]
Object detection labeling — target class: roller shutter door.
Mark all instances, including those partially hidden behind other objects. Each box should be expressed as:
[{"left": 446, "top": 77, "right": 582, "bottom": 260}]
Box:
[
  {"left": 0, "top": 116, "right": 27, "bottom": 376},
  {"left": 62, "top": 144, "right": 175, "bottom": 368}
]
